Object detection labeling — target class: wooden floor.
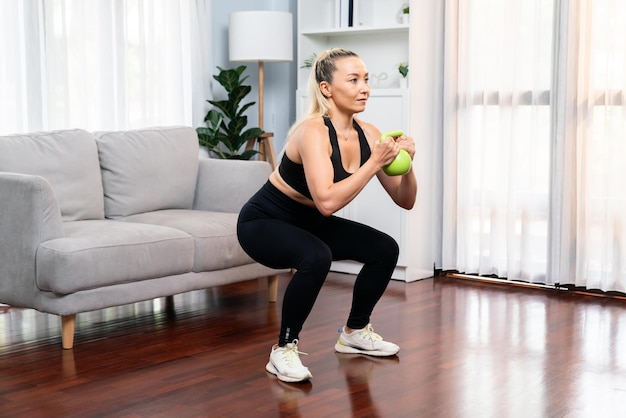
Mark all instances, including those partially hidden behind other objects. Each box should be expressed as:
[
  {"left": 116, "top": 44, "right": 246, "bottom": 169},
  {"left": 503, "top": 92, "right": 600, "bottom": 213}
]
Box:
[{"left": 2, "top": 272, "right": 626, "bottom": 418}]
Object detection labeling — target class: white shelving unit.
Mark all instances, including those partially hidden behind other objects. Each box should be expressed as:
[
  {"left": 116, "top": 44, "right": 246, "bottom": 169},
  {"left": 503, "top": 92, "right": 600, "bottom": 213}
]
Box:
[
  {"left": 296, "top": 0, "right": 432, "bottom": 282},
  {"left": 297, "top": 0, "right": 410, "bottom": 91}
]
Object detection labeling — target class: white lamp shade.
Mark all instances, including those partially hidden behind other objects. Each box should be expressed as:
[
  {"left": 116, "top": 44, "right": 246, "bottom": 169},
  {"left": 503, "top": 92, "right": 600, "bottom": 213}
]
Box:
[{"left": 229, "top": 11, "right": 293, "bottom": 62}]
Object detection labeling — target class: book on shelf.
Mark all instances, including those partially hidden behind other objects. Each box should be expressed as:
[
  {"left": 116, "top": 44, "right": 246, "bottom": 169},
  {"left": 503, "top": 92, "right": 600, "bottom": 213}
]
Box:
[{"left": 336, "top": 0, "right": 354, "bottom": 28}]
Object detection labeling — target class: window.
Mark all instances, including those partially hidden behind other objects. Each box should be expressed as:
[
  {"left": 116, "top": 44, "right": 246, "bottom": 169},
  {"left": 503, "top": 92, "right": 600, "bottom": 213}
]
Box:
[
  {"left": 443, "top": 0, "right": 626, "bottom": 291},
  {"left": 0, "top": 0, "right": 210, "bottom": 135}
]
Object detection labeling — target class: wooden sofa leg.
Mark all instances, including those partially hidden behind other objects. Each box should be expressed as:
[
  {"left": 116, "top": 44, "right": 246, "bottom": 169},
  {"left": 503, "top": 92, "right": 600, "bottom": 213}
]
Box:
[
  {"left": 61, "top": 314, "right": 76, "bottom": 349},
  {"left": 164, "top": 295, "right": 175, "bottom": 313},
  {"left": 268, "top": 274, "right": 278, "bottom": 303}
]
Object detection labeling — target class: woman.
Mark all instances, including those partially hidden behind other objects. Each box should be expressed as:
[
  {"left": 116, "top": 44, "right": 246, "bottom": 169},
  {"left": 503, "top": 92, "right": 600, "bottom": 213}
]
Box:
[{"left": 237, "top": 48, "right": 417, "bottom": 383}]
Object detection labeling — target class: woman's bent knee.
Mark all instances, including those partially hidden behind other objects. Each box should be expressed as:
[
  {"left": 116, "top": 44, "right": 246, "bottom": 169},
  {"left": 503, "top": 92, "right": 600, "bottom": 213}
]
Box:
[
  {"left": 297, "top": 245, "right": 332, "bottom": 278},
  {"left": 373, "top": 233, "right": 399, "bottom": 264}
]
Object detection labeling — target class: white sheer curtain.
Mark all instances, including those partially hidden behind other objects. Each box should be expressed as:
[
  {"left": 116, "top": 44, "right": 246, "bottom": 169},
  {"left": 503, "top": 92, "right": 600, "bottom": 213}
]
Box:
[
  {"left": 442, "top": 0, "right": 626, "bottom": 291},
  {"left": 0, "top": 0, "right": 211, "bottom": 135},
  {"left": 0, "top": 0, "right": 45, "bottom": 133},
  {"left": 442, "top": 0, "right": 554, "bottom": 282},
  {"left": 550, "top": 0, "right": 626, "bottom": 292}
]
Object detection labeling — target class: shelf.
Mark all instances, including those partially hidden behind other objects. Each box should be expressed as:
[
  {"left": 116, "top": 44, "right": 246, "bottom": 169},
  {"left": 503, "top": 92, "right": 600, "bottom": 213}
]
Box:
[
  {"left": 296, "top": 0, "right": 431, "bottom": 282},
  {"left": 301, "top": 25, "right": 409, "bottom": 37}
]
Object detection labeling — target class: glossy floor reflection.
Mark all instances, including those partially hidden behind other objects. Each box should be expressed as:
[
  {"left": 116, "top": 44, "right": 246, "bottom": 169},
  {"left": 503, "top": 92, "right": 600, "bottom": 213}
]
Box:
[{"left": 2, "top": 273, "right": 626, "bottom": 417}]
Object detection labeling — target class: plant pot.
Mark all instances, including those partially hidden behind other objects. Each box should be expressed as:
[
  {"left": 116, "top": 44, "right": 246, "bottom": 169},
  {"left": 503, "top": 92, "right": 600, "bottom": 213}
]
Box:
[
  {"left": 399, "top": 78, "right": 408, "bottom": 88},
  {"left": 402, "top": 14, "right": 409, "bottom": 25}
]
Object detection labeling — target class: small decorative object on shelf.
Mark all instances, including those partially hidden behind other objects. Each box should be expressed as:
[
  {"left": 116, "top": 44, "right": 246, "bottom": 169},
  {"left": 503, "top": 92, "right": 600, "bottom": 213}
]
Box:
[
  {"left": 399, "top": 4, "right": 410, "bottom": 24},
  {"left": 301, "top": 52, "right": 317, "bottom": 69},
  {"left": 398, "top": 62, "right": 408, "bottom": 78},
  {"left": 371, "top": 72, "right": 389, "bottom": 88},
  {"left": 398, "top": 62, "right": 408, "bottom": 88}
]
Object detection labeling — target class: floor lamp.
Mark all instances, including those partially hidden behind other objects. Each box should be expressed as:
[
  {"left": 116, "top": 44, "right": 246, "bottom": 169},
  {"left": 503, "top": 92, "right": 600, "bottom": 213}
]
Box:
[{"left": 229, "top": 11, "right": 293, "bottom": 169}]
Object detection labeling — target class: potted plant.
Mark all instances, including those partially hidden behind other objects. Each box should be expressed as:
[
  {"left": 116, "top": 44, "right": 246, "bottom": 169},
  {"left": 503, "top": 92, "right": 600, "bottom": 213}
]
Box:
[
  {"left": 301, "top": 52, "right": 317, "bottom": 69},
  {"left": 398, "top": 62, "right": 408, "bottom": 88},
  {"left": 401, "top": 5, "right": 409, "bottom": 24},
  {"left": 196, "top": 65, "right": 264, "bottom": 160}
]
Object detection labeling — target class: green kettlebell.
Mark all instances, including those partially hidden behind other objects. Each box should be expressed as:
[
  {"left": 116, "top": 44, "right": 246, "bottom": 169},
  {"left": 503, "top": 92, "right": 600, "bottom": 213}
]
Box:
[{"left": 380, "top": 130, "right": 412, "bottom": 176}]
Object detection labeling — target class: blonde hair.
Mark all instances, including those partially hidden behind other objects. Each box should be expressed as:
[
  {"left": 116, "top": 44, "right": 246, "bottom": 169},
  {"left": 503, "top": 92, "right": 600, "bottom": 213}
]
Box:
[{"left": 287, "top": 48, "right": 360, "bottom": 137}]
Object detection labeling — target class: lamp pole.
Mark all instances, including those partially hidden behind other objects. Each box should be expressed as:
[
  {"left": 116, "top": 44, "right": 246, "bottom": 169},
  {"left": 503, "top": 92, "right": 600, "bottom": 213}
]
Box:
[{"left": 258, "top": 61, "right": 265, "bottom": 131}]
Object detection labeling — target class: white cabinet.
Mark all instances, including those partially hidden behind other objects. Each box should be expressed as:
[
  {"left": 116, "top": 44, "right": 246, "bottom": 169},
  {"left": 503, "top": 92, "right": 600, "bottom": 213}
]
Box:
[{"left": 296, "top": 0, "right": 433, "bottom": 282}]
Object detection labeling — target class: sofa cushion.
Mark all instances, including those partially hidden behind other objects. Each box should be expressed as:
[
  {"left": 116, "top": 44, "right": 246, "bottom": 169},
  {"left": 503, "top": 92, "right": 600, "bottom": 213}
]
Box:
[
  {"left": 36, "top": 220, "right": 194, "bottom": 295},
  {"left": 119, "top": 209, "right": 254, "bottom": 272},
  {"left": 94, "top": 126, "right": 200, "bottom": 218},
  {"left": 0, "top": 129, "right": 104, "bottom": 221}
]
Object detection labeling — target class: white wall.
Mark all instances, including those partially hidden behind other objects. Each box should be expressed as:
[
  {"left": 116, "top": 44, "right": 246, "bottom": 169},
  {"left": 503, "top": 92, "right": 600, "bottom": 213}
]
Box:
[
  {"left": 408, "top": 0, "right": 444, "bottom": 270},
  {"left": 210, "top": 0, "right": 297, "bottom": 153}
]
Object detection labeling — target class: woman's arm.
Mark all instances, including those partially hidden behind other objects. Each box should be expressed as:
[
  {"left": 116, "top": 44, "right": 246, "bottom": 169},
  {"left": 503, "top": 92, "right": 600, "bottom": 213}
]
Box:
[
  {"left": 377, "top": 163, "right": 418, "bottom": 210},
  {"left": 361, "top": 121, "right": 418, "bottom": 210}
]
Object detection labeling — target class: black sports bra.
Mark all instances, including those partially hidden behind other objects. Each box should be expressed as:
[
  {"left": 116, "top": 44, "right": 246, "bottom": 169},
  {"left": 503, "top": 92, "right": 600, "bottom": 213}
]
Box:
[{"left": 278, "top": 116, "right": 371, "bottom": 200}]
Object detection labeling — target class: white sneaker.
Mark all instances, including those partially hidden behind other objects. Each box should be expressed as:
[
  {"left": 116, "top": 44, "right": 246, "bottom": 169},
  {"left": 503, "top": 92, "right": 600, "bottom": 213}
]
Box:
[
  {"left": 266, "top": 339, "right": 313, "bottom": 383},
  {"left": 334, "top": 324, "right": 400, "bottom": 356}
]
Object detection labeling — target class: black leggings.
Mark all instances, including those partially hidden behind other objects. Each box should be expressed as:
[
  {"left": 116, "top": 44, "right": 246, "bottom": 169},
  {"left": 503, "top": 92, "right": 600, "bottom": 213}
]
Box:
[{"left": 237, "top": 181, "right": 399, "bottom": 346}]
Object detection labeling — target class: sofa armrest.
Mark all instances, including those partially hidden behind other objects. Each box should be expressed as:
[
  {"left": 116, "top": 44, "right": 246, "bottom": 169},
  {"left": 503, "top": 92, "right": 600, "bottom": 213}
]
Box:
[
  {"left": 0, "top": 173, "right": 64, "bottom": 307},
  {"left": 193, "top": 158, "right": 272, "bottom": 213}
]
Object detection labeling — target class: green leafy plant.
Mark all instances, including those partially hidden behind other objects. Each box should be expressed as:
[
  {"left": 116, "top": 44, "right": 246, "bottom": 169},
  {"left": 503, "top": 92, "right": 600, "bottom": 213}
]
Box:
[
  {"left": 301, "top": 52, "right": 317, "bottom": 69},
  {"left": 403, "top": 6, "right": 410, "bottom": 14},
  {"left": 196, "top": 65, "right": 264, "bottom": 160},
  {"left": 398, "top": 62, "right": 409, "bottom": 78}
]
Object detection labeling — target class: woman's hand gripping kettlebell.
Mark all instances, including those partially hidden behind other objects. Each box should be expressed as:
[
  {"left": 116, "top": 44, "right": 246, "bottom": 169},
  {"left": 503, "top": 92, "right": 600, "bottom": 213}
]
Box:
[{"left": 380, "top": 130, "right": 412, "bottom": 176}]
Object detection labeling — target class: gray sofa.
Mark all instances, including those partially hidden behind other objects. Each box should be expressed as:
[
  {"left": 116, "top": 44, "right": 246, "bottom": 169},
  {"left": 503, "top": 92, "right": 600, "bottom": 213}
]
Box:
[{"left": 0, "top": 126, "right": 283, "bottom": 349}]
